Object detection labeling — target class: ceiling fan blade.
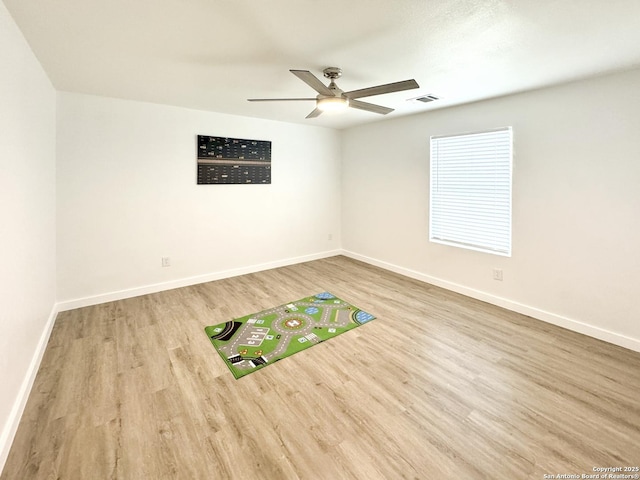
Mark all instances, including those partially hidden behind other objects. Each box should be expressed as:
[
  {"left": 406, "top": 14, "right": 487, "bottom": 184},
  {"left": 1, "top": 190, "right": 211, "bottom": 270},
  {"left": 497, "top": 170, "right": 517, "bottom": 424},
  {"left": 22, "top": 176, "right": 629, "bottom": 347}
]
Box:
[
  {"left": 290, "top": 70, "right": 333, "bottom": 96},
  {"left": 348, "top": 99, "right": 394, "bottom": 115},
  {"left": 344, "top": 79, "right": 419, "bottom": 99},
  {"left": 306, "top": 107, "right": 323, "bottom": 119},
  {"left": 248, "top": 98, "right": 316, "bottom": 102}
]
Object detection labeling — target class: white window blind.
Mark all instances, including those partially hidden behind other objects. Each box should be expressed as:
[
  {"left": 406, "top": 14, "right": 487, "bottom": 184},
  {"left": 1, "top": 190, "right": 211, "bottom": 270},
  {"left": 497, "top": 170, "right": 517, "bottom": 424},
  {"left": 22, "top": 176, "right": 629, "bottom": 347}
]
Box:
[{"left": 430, "top": 127, "right": 512, "bottom": 256}]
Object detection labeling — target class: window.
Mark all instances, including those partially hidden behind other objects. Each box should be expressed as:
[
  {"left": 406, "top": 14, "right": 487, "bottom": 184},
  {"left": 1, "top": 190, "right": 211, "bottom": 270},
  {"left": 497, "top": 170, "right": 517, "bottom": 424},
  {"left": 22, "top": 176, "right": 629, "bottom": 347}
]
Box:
[{"left": 429, "top": 127, "right": 512, "bottom": 256}]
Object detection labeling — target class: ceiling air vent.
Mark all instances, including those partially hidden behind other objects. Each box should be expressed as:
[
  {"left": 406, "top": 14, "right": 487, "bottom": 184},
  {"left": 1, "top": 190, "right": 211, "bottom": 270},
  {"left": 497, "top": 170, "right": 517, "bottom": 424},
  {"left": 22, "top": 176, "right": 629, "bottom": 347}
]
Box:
[{"left": 415, "top": 94, "right": 439, "bottom": 103}]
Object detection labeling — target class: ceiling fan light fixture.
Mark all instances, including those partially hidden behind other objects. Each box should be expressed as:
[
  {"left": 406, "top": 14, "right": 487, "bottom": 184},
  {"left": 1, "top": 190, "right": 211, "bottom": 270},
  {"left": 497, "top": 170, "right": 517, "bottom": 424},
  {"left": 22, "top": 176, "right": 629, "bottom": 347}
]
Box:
[
  {"left": 249, "top": 68, "right": 419, "bottom": 119},
  {"left": 317, "top": 96, "right": 349, "bottom": 112}
]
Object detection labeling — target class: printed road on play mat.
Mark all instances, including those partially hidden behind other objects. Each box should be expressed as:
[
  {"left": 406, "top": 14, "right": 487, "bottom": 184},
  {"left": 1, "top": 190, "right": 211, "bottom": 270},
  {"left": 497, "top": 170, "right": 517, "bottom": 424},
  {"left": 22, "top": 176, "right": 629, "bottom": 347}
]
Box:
[{"left": 204, "top": 292, "right": 375, "bottom": 379}]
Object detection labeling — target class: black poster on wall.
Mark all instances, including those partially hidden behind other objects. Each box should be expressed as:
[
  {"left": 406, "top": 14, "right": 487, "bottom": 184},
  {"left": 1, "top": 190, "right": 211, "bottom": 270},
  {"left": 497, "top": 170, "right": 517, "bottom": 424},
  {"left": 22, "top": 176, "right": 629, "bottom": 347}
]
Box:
[{"left": 197, "top": 135, "right": 271, "bottom": 184}]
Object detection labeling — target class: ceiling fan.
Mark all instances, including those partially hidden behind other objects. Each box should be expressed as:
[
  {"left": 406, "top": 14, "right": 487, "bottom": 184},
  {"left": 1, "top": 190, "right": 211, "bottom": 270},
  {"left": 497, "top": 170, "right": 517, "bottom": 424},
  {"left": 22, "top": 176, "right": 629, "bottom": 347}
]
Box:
[{"left": 248, "top": 67, "right": 419, "bottom": 119}]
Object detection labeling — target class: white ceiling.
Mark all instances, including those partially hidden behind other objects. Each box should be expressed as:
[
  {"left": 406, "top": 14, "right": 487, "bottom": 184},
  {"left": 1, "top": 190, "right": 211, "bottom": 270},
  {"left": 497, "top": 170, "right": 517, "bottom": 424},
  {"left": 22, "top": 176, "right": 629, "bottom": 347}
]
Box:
[{"left": 5, "top": 0, "right": 640, "bottom": 129}]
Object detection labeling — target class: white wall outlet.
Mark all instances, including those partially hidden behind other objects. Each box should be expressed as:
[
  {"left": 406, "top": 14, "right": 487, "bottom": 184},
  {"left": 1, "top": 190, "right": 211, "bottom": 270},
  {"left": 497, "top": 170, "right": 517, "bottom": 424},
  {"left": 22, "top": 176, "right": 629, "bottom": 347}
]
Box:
[
  {"left": 328, "top": 233, "right": 333, "bottom": 241},
  {"left": 493, "top": 268, "right": 503, "bottom": 281},
  {"left": 161, "top": 256, "right": 171, "bottom": 267}
]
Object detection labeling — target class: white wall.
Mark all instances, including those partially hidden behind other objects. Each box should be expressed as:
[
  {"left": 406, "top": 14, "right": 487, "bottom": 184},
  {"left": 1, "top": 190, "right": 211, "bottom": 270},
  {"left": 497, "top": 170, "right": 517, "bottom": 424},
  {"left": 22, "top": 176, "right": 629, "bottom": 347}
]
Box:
[
  {"left": 342, "top": 67, "right": 640, "bottom": 350},
  {"left": 0, "top": 0, "right": 57, "bottom": 469},
  {"left": 56, "top": 93, "right": 342, "bottom": 305}
]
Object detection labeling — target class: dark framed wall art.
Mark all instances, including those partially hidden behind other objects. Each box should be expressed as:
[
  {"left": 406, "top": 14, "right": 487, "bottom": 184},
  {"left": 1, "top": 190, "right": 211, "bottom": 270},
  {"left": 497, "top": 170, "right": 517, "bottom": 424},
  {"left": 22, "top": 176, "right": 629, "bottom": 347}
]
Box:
[{"left": 197, "top": 135, "right": 271, "bottom": 184}]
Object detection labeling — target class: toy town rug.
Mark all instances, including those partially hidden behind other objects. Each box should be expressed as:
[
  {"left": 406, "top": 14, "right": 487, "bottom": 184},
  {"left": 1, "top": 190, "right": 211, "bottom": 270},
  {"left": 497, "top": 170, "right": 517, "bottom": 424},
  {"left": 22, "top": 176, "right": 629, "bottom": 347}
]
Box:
[{"left": 204, "top": 292, "right": 375, "bottom": 379}]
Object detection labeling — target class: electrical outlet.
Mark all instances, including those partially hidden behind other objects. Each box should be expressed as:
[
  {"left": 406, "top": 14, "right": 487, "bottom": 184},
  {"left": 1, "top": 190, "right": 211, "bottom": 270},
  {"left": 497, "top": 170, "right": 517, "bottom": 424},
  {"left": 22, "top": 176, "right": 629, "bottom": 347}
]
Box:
[
  {"left": 162, "top": 257, "right": 171, "bottom": 267},
  {"left": 328, "top": 233, "right": 333, "bottom": 241},
  {"left": 492, "top": 268, "right": 503, "bottom": 281}
]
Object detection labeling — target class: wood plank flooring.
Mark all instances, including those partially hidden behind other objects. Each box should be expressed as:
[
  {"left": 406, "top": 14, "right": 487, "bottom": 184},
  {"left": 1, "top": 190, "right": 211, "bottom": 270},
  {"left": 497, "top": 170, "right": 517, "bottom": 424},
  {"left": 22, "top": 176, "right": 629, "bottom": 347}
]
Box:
[{"left": 2, "top": 255, "right": 640, "bottom": 479}]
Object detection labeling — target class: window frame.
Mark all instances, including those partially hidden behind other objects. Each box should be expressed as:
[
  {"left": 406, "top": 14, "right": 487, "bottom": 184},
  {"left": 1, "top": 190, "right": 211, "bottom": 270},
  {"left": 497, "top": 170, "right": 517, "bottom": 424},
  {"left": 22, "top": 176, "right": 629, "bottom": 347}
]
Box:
[{"left": 429, "top": 126, "right": 513, "bottom": 257}]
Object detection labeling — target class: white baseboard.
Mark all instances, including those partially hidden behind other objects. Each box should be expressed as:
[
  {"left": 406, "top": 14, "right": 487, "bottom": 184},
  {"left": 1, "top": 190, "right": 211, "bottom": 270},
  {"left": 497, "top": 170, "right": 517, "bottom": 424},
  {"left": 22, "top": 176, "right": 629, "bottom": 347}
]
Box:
[
  {"left": 341, "top": 250, "right": 640, "bottom": 353},
  {"left": 0, "top": 303, "right": 58, "bottom": 474},
  {"left": 57, "top": 249, "right": 342, "bottom": 312}
]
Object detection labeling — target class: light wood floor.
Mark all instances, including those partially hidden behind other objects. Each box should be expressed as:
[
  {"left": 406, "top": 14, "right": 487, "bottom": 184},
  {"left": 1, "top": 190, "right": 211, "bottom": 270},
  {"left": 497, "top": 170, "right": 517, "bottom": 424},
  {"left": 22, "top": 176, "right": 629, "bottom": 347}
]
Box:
[{"left": 3, "top": 256, "right": 640, "bottom": 479}]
